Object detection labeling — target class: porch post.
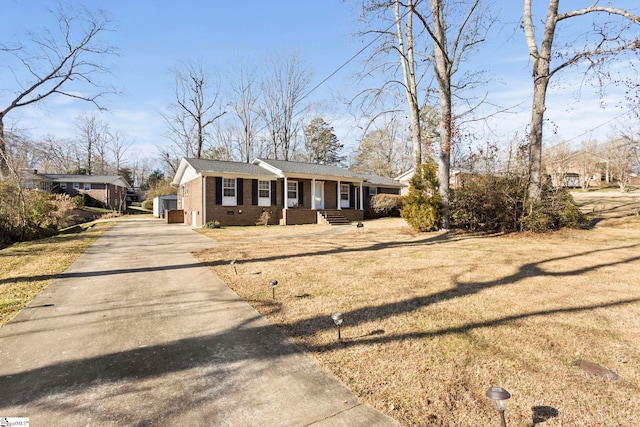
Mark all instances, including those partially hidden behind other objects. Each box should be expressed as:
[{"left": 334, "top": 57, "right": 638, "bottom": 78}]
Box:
[
  {"left": 359, "top": 182, "right": 363, "bottom": 210},
  {"left": 284, "top": 176, "right": 288, "bottom": 209},
  {"left": 337, "top": 180, "right": 341, "bottom": 210},
  {"left": 311, "top": 178, "right": 316, "bottom": 210}
]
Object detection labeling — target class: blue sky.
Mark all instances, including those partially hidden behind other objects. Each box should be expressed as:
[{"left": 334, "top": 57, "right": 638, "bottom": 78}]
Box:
[{"left": 2, "top": 0, "right": 639, "bottom": 168}]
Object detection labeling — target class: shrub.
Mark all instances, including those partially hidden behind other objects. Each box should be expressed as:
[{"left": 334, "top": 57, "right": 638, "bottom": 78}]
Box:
[
  {"left": 450, "top": 175, "right": 525, "bottom": 232},
  {"left": 256, "top": 211, "right": 271, "bottom": 226},
  {"left": 141, "top": 199, "right": 153, "bottom": 211},
  {"left": 370, "top": 193, "right": 403, "bottom": 217},
  {"left": 521, "top": 184, "right": 588, "bottom": 232},
  {"left": 401, "top": 161, "right": 442, "bottom": 231},
  {"left": 204, "top": 220, "right": 221, "bottom": 229}
]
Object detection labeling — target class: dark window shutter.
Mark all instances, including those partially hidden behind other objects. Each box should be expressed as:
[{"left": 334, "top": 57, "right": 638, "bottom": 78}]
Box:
[
  {"left": 215, "top": 177, "right": 222, "bottom": 205},
  {"left": 364, "top": 186, "right": 370, "bottom": 199},
  {"left": 349, "top": 184, "right": 355, "bottom": 208},
  {"left": 271, "top": 181, "right": 277, "bottom": 206},
  {"left": 252, "top": 179, "right": 258, "bottom": 205},
  {"left": 298, "top": 181, "right": 304, "bottom": 206},
  {"left": 237, "top": 178, "right": 244, "bottom": 205}
]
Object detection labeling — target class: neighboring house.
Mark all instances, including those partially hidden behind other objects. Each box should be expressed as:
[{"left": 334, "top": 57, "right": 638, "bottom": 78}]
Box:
[
  {"left": 24, "top": 170, "right": 129, "bottom": 210},
  {"left": 170, "top": 158, "right": 402, "bottom": 227},
  {"left": 396, "top": 168, "right": 471, "bottom": 195}
]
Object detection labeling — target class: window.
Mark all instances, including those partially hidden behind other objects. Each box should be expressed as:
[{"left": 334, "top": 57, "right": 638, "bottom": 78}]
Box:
[
  {"left": 368, "top": 186, "right": 378, "bottom": 196},
  {"left": 258, "top": 180, "right": 271, "bottom": 207},
  {"left": 84, "top": 183, "right": 91, "bottom": 190},
  {"left": 60, "top": 183, "right": 67, "bottom": 190},
  {"left": 287, "top": 181, "right": 298, "bottom": 207},
  {"left": 223, "top": 178, "right": 236, "bottom": 206},
  {"left": 73, "top": 183, "right": 80, "bottom": 190}
]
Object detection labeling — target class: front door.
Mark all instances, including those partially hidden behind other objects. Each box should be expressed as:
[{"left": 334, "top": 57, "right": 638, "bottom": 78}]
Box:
[{"left": 314, "top": 181, "right": 324, "bottom": 209}]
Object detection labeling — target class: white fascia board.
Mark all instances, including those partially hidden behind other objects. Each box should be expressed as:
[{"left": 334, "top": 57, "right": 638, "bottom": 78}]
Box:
[
  {"left": 171, "top": 158, "right": 192, "bottom": 186},
  {"left": 252, "top": 159, "right": 284, "bottom": 177}
]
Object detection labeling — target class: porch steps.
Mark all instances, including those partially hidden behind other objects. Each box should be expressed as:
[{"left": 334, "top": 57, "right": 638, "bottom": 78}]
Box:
[{"left": 320, "top": 211, "right": 350, "bottom": 225}]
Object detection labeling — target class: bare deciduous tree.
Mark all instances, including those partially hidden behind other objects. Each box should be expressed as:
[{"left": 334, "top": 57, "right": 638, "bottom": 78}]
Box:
[
  {"left": 0, "top": 3, "right": 115, "bottom": 178},
  {"left": 413, "top": 0, "right": 491, "bottom": 229},
  {"left": 523, "top": 0, "right": 640, "bottom": 201},
  {"left": 165, "top": 60, "right": 226, "bottom": 160},
  {"left": 228, "top": 60, "right": 262, "bottom": 163},
  {"left": 76, "top": 112, "right": 110, "bottom": 174},
  {"left": 260, "top": 52, "right": 312, "bottom": 161}
]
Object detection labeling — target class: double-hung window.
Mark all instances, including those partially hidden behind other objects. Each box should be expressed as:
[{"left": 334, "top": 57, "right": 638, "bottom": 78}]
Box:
[
  {"left": 258, "top": 180, "right": 271, "bottom": 207},
  {"left": 84, "top": 183, "right": 91, "bottom": 191},
  {"left": 287, "top": 181, "right": 298, "bottom": 207},
  {"left": 223, "top": 178, "right": 237, "bottom": 206}
]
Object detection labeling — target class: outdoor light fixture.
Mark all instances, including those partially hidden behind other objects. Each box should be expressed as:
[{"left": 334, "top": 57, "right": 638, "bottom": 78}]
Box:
[
  {"left": 331, "top": 312, "right": 344, "bottom": 340},
  {"left": 230, "top": 260, "right": 237, "bottom": 275},
  {"left": 356, "top": 221, "right": 364, "bottom": 232},
  {"left": 269, "top": 280, "right": 278, "bottom": 299},
  {"left": 486, "top": 386, "right": 511, "bottom": 427}
]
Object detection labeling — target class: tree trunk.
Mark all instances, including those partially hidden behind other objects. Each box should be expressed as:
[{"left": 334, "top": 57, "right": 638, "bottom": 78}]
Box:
[
  {"left": 431, "top": 0, "right": 452, "bottom": 229},
  {"left": 0, "top": 117, "right": 7, "bottom": 178},
  {"left": 395, "top": 0, "right": 423, "bottom": 167}
]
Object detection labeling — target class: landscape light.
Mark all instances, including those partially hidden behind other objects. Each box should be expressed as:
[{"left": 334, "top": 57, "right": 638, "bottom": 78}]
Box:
[
  {"left": 230, "top": 260, "right": 237, "bottom": 275},
  {"left": 356, "top": 221, "right": 364, "bottom": 233},
  {"left": 331, "top": 312, "right": 344, "bottom": 341},
  {"left": 269, "top": 280, "right": 278, "bottom": 299},
  {"left": 486, "top": 386, "right": 511, "bottom": 427}
]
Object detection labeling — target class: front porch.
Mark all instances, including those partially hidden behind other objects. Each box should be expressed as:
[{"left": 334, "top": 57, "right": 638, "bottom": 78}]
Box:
[{"left": 280, "top": 208, "right": 363, "bottom": 225}]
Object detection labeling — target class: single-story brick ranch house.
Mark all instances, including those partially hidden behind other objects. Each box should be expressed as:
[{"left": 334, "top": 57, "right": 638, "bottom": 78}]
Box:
[
  {"left": 171, "top": 158, "right": 403, "bottom": 227},
  {"left": 24, "top": 171, "right": 129, "bottom": 210}
]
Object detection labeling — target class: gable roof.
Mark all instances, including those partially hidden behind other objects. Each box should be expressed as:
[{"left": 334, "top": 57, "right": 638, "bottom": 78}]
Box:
[
  {"left": 34, "top": 173, "right": 130, "bottom": 188},
  {"left": 172, "top": 158, "right": 277, "bottom": 186},
  {"left": 252, "top": 158, "right": 363, "bottom": 181},
  {"left": 354, "top": 173, "right": 403, "bottom": 188}
]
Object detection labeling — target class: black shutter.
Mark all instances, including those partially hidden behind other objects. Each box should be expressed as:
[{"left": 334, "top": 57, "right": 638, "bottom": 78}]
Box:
[
  {"left": 271, "top": 181, "right": 277, "bottom": 206},
  {"left": 215, "top": 177, "right": 222, "bottom": 205},
  {"left": 237, "top": 178, "right": 244, "bottom": 205},
  {"left": 349, "top": 184, "right": 355, "bottom": 209},
  {"left": 298, "top": 181, "right": 304, "bottom": 206},
  {"left": 252, "top": 179, "right": 258, "bottom": 206},
  {"left": 364, "top": 186, "right": 370, "bottom": 199}
]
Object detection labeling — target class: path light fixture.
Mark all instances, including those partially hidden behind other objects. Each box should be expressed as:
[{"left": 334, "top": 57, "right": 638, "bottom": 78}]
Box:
[
  {"left": 230, "top": 260, "right": 237, "bottom": 275},
  {"left": 269, "top": 280, "right": 278, "bottom": 299},
  {"left": 331, "top": 312, "right": 344, "bottom": 341},
  {"left": 486, "top": 386, "right": 511, "bottom": 427},
  {"left": 356, "top": 221, "right": 364, "bottom": 233}
]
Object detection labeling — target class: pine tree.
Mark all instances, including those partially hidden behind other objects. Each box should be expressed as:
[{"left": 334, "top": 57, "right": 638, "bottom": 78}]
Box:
[{"left": 303, "top": 118, "right": 345, "bottom": 165}]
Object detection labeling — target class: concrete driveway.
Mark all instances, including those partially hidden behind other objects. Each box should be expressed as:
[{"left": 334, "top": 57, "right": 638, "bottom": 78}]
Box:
[{"left": 0, "top": 219, "right": 398, "bottom": 426}]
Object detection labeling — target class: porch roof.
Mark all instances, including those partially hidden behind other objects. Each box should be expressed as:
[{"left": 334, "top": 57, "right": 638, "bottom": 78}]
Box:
[{"left": 253, "top": 158, "right": 364, "bottom": 182}]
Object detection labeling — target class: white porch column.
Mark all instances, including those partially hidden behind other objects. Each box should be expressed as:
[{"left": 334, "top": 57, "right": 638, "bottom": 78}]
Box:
[
  {"left": 311, "top": 178, "right": 316, "bottom": 210},
  {"left": 359, "top": 182, "right": 364, "bottom": 210},
  {"left": 284, "top": 176, "right": 288, "bottom": 209},
  {"left": 337, "top": 180, "right": 341, "bottom": 210}
]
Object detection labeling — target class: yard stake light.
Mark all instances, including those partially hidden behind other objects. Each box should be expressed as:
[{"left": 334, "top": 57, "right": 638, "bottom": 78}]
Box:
[
  {"left": 269, "top": 280, "right": 278, "bottom": 299},
  {"left": 486, "top": 386, "right": 511, "bottom": 427},
  {"left": 356, "top": 221, "right": 364, "bottom": 233},
  {"left": 231, "top": 260, "right": 237, "bottom": 275},
  {"left": 331, "top": 312, "right": 344, "bottom": 341}
]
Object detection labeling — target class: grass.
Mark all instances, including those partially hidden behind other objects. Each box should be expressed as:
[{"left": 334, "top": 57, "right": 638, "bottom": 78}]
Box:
[
  {"left": 195, "top": 214, "right": 640, "bottom": 426},
  {"left": 0, "top": 222, "right": 113, "bottom": 327}
]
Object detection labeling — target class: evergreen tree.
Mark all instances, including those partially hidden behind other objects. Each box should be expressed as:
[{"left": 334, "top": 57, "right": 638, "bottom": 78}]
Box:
[{"left": 303, "top": 118, "right": 345, "bottom": 165}]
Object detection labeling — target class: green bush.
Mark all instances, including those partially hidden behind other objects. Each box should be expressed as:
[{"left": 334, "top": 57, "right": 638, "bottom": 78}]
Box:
[
  {"left": 204, "top": 220, "right": 221, "bottom": 229},
  {"left": 521, "top": 185, "right": 588, "bottom": 232},
  {"left": 450, "top": 175, "right": 525, "bottom": 232},
  {"left": 450, "top": 175, "right": 587, "bottom": 233},
  {"left": 141, "top": 199, "right": 153, "bottom": 211},
  {"left": 401, "top": 161, "right": 442, "bottom": 231}
]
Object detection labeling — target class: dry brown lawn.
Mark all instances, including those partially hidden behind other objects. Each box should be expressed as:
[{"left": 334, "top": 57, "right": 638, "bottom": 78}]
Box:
[
  {"left": 0, "top": 222, "right": 113, "bottom": 327},
  {"left": 196, "top": 206, "right": 640, "bottom": 426}
]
